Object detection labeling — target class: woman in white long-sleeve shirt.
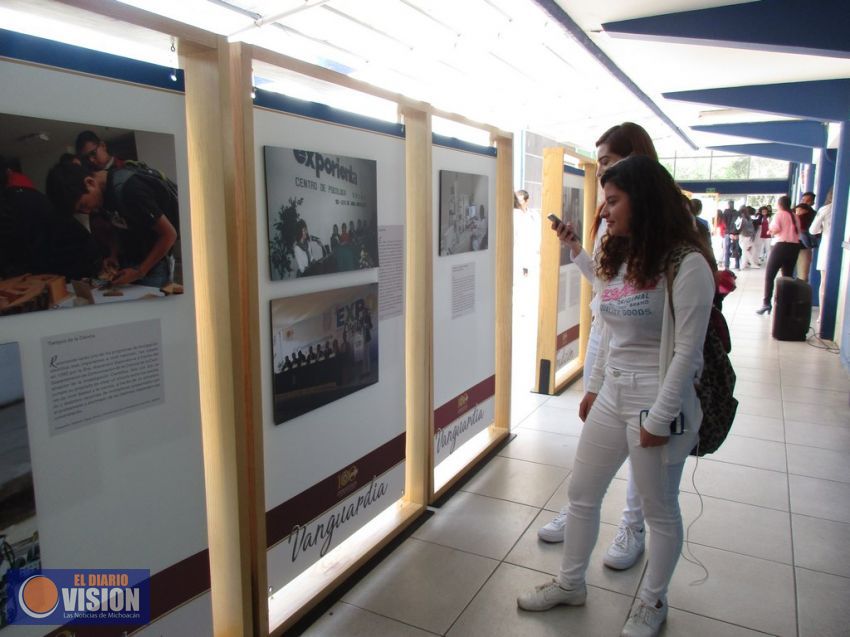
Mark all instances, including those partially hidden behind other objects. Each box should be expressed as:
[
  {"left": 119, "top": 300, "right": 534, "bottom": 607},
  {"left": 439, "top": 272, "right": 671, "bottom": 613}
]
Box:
[
  {"left": 538, "top": 122, "right": 659, "bottom": 574},
  {"left": 518, "top": 155, "right": 715, "bottom": 637},
  {"left": 809, "top": 188, "right": 834, "bottom": 332}
]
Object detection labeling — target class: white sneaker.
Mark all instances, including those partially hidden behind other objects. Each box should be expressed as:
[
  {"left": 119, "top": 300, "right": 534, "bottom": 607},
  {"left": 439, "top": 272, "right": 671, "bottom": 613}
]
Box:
[
  {"left": 516, "top": 579, "right": 586, "bottom": 611},
  {"left": 603, "top": 523, "right": 645, "bottom": 570},
  {"left": 621, "top": 598, "right": 668, "bottom": 637},
  {"left": 537, "top": 507, "right": 568, "bottom": 542}
]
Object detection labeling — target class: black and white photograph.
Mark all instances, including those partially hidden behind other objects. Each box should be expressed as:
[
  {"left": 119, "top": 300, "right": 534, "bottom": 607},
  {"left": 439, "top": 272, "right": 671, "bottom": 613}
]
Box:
[
  {"left": 0, "top": 113, "right": 184, "bottom": 318},
  {"left": 559, "top": 184, "right": 583, "bottom": 266},
  {"left": 264, "top": 146, "right": 378, "bottom": 280},
  {"left": 0, "top": 342, "right": 41, "bottom": 630},
  {"left": 271, "top": 283, "right": 379, "bottom": 424},
  {"left": 438, "top": 170, "right": 489, "bottom": 256}
]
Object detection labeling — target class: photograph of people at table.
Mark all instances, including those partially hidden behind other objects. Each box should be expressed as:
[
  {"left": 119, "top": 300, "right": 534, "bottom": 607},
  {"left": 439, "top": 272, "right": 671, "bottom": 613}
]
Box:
[{"left": 0, "top": 113, "right": 184, "bottom": 317}]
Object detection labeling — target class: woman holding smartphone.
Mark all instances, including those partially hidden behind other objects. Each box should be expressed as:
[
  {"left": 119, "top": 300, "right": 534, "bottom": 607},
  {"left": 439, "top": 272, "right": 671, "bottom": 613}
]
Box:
[
  {"left": 538, "top": 122, "right": 659, "bottom": 574},
  {"left": 518, "top": 155, "right": 715, "bottom": 637}
]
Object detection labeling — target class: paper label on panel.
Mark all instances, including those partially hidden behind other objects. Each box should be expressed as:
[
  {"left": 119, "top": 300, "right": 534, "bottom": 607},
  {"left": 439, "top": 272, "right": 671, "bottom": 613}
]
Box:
[
  {"left": 451, "top": 262, "right": 475, "bottom": 319},
  {"left": 42, "top": 319, "right": 163, "bottom": 434},
  {"left": 378, "top": 225, "right": 404, "bottom": 321}
]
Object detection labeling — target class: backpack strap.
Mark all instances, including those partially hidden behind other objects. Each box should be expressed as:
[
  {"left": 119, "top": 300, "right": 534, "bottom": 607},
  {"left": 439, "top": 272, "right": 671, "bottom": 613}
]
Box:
[{"left": 664, "top": 244, "right": 698, "bottom": 322}]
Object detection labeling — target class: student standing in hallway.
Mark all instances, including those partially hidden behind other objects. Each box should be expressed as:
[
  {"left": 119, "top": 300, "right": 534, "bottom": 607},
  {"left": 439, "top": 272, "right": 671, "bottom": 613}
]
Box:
[
  {"left": 518, "top": 156, "right": 715, "bottom": 637},
  {"left": 540, "top": 122, "right": 659, "bottom": 574}
]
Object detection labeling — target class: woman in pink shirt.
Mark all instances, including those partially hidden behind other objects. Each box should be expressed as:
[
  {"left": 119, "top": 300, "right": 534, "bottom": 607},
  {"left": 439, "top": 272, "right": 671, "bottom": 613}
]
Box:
[{"left": 757, "top": 195, "right": 800, "bottom": 314}]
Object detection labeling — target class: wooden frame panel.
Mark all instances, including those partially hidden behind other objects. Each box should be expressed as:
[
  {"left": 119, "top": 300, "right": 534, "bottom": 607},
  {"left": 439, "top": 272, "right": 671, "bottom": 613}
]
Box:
[{"left": 180, "top": 38, "right": 266, "bottom": 637}]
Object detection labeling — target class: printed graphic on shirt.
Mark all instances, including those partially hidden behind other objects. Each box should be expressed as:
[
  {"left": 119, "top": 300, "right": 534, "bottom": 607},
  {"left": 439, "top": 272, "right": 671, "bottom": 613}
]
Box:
[{"left": 600, "top": 278, "right": 658, "bottom": 319}]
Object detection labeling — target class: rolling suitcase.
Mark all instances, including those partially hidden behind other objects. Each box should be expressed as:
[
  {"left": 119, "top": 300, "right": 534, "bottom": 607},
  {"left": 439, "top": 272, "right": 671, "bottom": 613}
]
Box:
[{"left": 772, "top": 277, "right": 811, "bottom": 341}]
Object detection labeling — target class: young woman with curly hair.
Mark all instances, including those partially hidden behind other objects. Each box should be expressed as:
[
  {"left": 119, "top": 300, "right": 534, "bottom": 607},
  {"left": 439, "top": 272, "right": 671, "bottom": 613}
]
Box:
[{"left": 518, "top": 155, "right": 715, "bottom": 637}]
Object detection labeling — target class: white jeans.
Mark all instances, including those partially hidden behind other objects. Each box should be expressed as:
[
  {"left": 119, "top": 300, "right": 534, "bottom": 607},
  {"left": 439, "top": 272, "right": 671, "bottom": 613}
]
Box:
[
  {"left": 559, "top": 367, "right": 687, "bottom": 604},
  {"left": 584, "top": 322, "right": 644, "bottom": 529}
]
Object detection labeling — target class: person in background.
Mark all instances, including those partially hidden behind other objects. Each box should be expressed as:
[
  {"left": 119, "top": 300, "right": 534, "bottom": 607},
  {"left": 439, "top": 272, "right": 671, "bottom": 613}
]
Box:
[
  {"left": 518, "top": 155, "right": 715, "bottom": 637},
  {"left": 795, "top": 202, "right": 816, "bottom": 282},
  {"left": 720, "top": 200, "right": 741, "bottom": 270},
  {"left": 809, "top": 188, "right": 833, "bottom": 333},
  {"left": 801, "top": 191, "right": 816, "bottom": 207},
  {"left": 737, "top": 206, "right": 757, "bottom": 269},
  {"left": 752, "top": 205, "right": 771, "bottom": 265},
  {"left": 542, "top": 122, "right": 658, "bottom": 574},
  {"left": 757, "top": 195, "right": 800, "bottom": 315},
  {"left": 690, "top": 198, "right": 712, "bottom": 251},
  {"left": 75, "top": 130, "right": 126, "bottom": 172}
]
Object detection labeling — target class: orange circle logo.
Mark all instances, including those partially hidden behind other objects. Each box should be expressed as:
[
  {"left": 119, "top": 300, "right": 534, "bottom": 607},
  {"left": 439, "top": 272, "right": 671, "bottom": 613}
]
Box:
[{"left": 18, "top": 575, "right": 60, "bottom": 618}]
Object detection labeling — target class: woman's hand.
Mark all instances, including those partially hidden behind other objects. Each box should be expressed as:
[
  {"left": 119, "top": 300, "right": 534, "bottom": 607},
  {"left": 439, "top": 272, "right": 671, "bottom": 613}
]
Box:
[
  {"left": 552, "top": 219, "right": 582, "bottom": 257},
  {"left": 639, "top": 426, "right": 669, "bottom": 447},
  {"left": 578, "top": 392, "right": 597, "bottom": 422}
]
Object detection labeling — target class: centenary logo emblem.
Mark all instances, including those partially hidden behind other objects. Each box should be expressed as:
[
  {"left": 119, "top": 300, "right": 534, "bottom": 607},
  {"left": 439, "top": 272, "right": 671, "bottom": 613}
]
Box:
[{"left": 18, "top": 575, "right": 61, "bottom": 619}]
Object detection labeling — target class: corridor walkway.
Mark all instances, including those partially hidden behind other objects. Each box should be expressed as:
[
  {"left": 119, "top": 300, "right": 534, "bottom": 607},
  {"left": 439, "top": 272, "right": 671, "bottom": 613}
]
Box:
[{"left": 302, "top": 268, "right": 850, "bottom": 636}]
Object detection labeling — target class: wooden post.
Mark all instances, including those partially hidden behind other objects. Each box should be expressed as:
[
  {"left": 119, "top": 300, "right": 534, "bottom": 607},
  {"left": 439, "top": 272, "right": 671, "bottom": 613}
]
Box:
[
  {"left": 402, "top": 106, "right": 434, "bottom": 506},
  {"left": 494, "top": 134, "right": 513, "bottom": 431},
  {"left": 535, "top": 147, "right": 565, "bottom": 394},
  {"left": 577, "top": 160, "right": 597, "bottom": 385},
  {"left": 180, "top": 38, "right": 267, "bottom": 637}
]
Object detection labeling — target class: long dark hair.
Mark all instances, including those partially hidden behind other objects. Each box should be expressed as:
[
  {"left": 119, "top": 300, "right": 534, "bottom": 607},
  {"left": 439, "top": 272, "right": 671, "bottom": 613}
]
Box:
[
  {"left": 592, "top": 122, "right": 659, "bottom": 241},
  {"left": 597, "top": 155, "right": 713, "bottom": 288}
]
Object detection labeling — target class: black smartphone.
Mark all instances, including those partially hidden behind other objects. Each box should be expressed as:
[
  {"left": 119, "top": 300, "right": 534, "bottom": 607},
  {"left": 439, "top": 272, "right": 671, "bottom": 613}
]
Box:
[{"left": 640, "top": 409, "right": 685, "bottom": 435}]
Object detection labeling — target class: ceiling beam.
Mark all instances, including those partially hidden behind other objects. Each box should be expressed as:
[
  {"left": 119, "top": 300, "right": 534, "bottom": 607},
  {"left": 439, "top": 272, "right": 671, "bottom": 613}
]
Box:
[
  {"left": 53, "top": 0, "right": 218, "bottom": 49},
  {"left": 708, "top": 143, "right": 814, "bottom": 164},
  {"left": 534, "top": 0, "right": 698, "bottom": 150},
  {"left": 664, "top": 80, "right": 850, "bottom": 122},
  {"left": 603, "top": 0, "right": 850, "bottom": 59},
  {"left": 691, "top": 120, "right": 828, "bottom": 148}
]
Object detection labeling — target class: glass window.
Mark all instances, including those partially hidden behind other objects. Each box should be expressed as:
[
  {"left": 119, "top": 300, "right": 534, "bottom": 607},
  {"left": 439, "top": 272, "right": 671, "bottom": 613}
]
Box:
[
  {"left": 673, "top": 157, "right": 711, "bottom": 180},
  {"left": 710, "top": 155, "right": 751, "bottom": 180},
  {"left": 749, "top": 157, "right": 789, "bottom": 179}
]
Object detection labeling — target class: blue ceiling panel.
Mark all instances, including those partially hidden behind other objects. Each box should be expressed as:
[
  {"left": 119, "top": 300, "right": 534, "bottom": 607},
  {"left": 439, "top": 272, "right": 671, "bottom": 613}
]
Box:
[
  {"left": 603, "top": 0, "right": 850, "bottom": 59},
  {"left": 709, "top": 143, "right": 813, "bottom": 163},
  {"left": 663, "top": 80, "right": 850, "bottom": 122},
  {"left": 691, "top": 120, "right": 828, "bottom": 148}
]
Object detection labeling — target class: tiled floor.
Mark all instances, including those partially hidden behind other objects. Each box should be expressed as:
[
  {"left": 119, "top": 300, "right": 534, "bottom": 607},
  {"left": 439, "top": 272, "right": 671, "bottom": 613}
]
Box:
[{"left": 303, "top": 269, "right": 850, "bottom": 636}]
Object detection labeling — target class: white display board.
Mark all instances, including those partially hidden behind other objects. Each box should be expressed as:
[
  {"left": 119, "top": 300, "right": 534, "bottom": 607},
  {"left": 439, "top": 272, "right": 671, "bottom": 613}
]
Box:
[
  {"left": 432, "top": 145, "right": 497, "bottom": 469},
  {"left": 254, "top": 104, "right": 406, "bottom": 592},
  {"left": 556, "top": 170, "right": 585, "bottom": 374},
  {"left": 0, "top": 54, "right": 211, "bottom": 634}
]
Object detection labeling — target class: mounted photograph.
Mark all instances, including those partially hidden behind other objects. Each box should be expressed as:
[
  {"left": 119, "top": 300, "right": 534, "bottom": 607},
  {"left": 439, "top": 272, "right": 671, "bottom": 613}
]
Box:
[
  {"left": 438, "top": 170, "right": 489, "bottom": 256},
  {"left": 264, "top": 146, "right": 378, "bottom": 280},
  {"left": 271, "top": 283, "right": 379, "bottom": 424},
  {"left": 0, "top": 342, "right": 41, "bottom": 629},
  {"left": 0, "top": 113, "right": 184, "bottom": 318}
]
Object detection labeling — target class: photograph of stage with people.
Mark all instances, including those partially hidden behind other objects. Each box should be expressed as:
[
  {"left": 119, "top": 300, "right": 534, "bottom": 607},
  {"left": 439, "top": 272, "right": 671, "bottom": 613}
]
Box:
[
  {"left": 271, "top": 283, "right": 378, "bottom": 424},
  {"left": 0, "top": 113, "right": 184, "bottom": 317},
  {"left": 438, "top": 170, "right": 489, "bottom": 256},
  {"left": 264, "top": 146, "right": 378, "bottom": 281}
]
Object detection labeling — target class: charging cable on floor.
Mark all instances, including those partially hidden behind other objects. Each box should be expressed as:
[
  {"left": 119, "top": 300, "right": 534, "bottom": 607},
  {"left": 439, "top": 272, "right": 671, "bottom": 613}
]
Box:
[
  {"left": 806, "top": 326, "right": 840, "bottom": 354},
  {"left": 680, "top": 441, "right": 710, "bottom": 586}
]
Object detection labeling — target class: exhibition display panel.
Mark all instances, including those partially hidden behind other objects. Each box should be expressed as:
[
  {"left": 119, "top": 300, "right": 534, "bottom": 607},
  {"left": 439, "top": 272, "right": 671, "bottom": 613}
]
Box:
[
  {"left": 0, "top": 32, "right": 212, "bottom": 635},
  {"left": 252, "top": 93, "right": 410, "bottom": 628},
  {"left": 554, "top": 168, "right": 586, "bottom": 378},
  {"left": 536, "top": 147, "right": 596, "bottom": 395},
  {"left": 432, "top": 140, "right": 503, "bottom": 497}
]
